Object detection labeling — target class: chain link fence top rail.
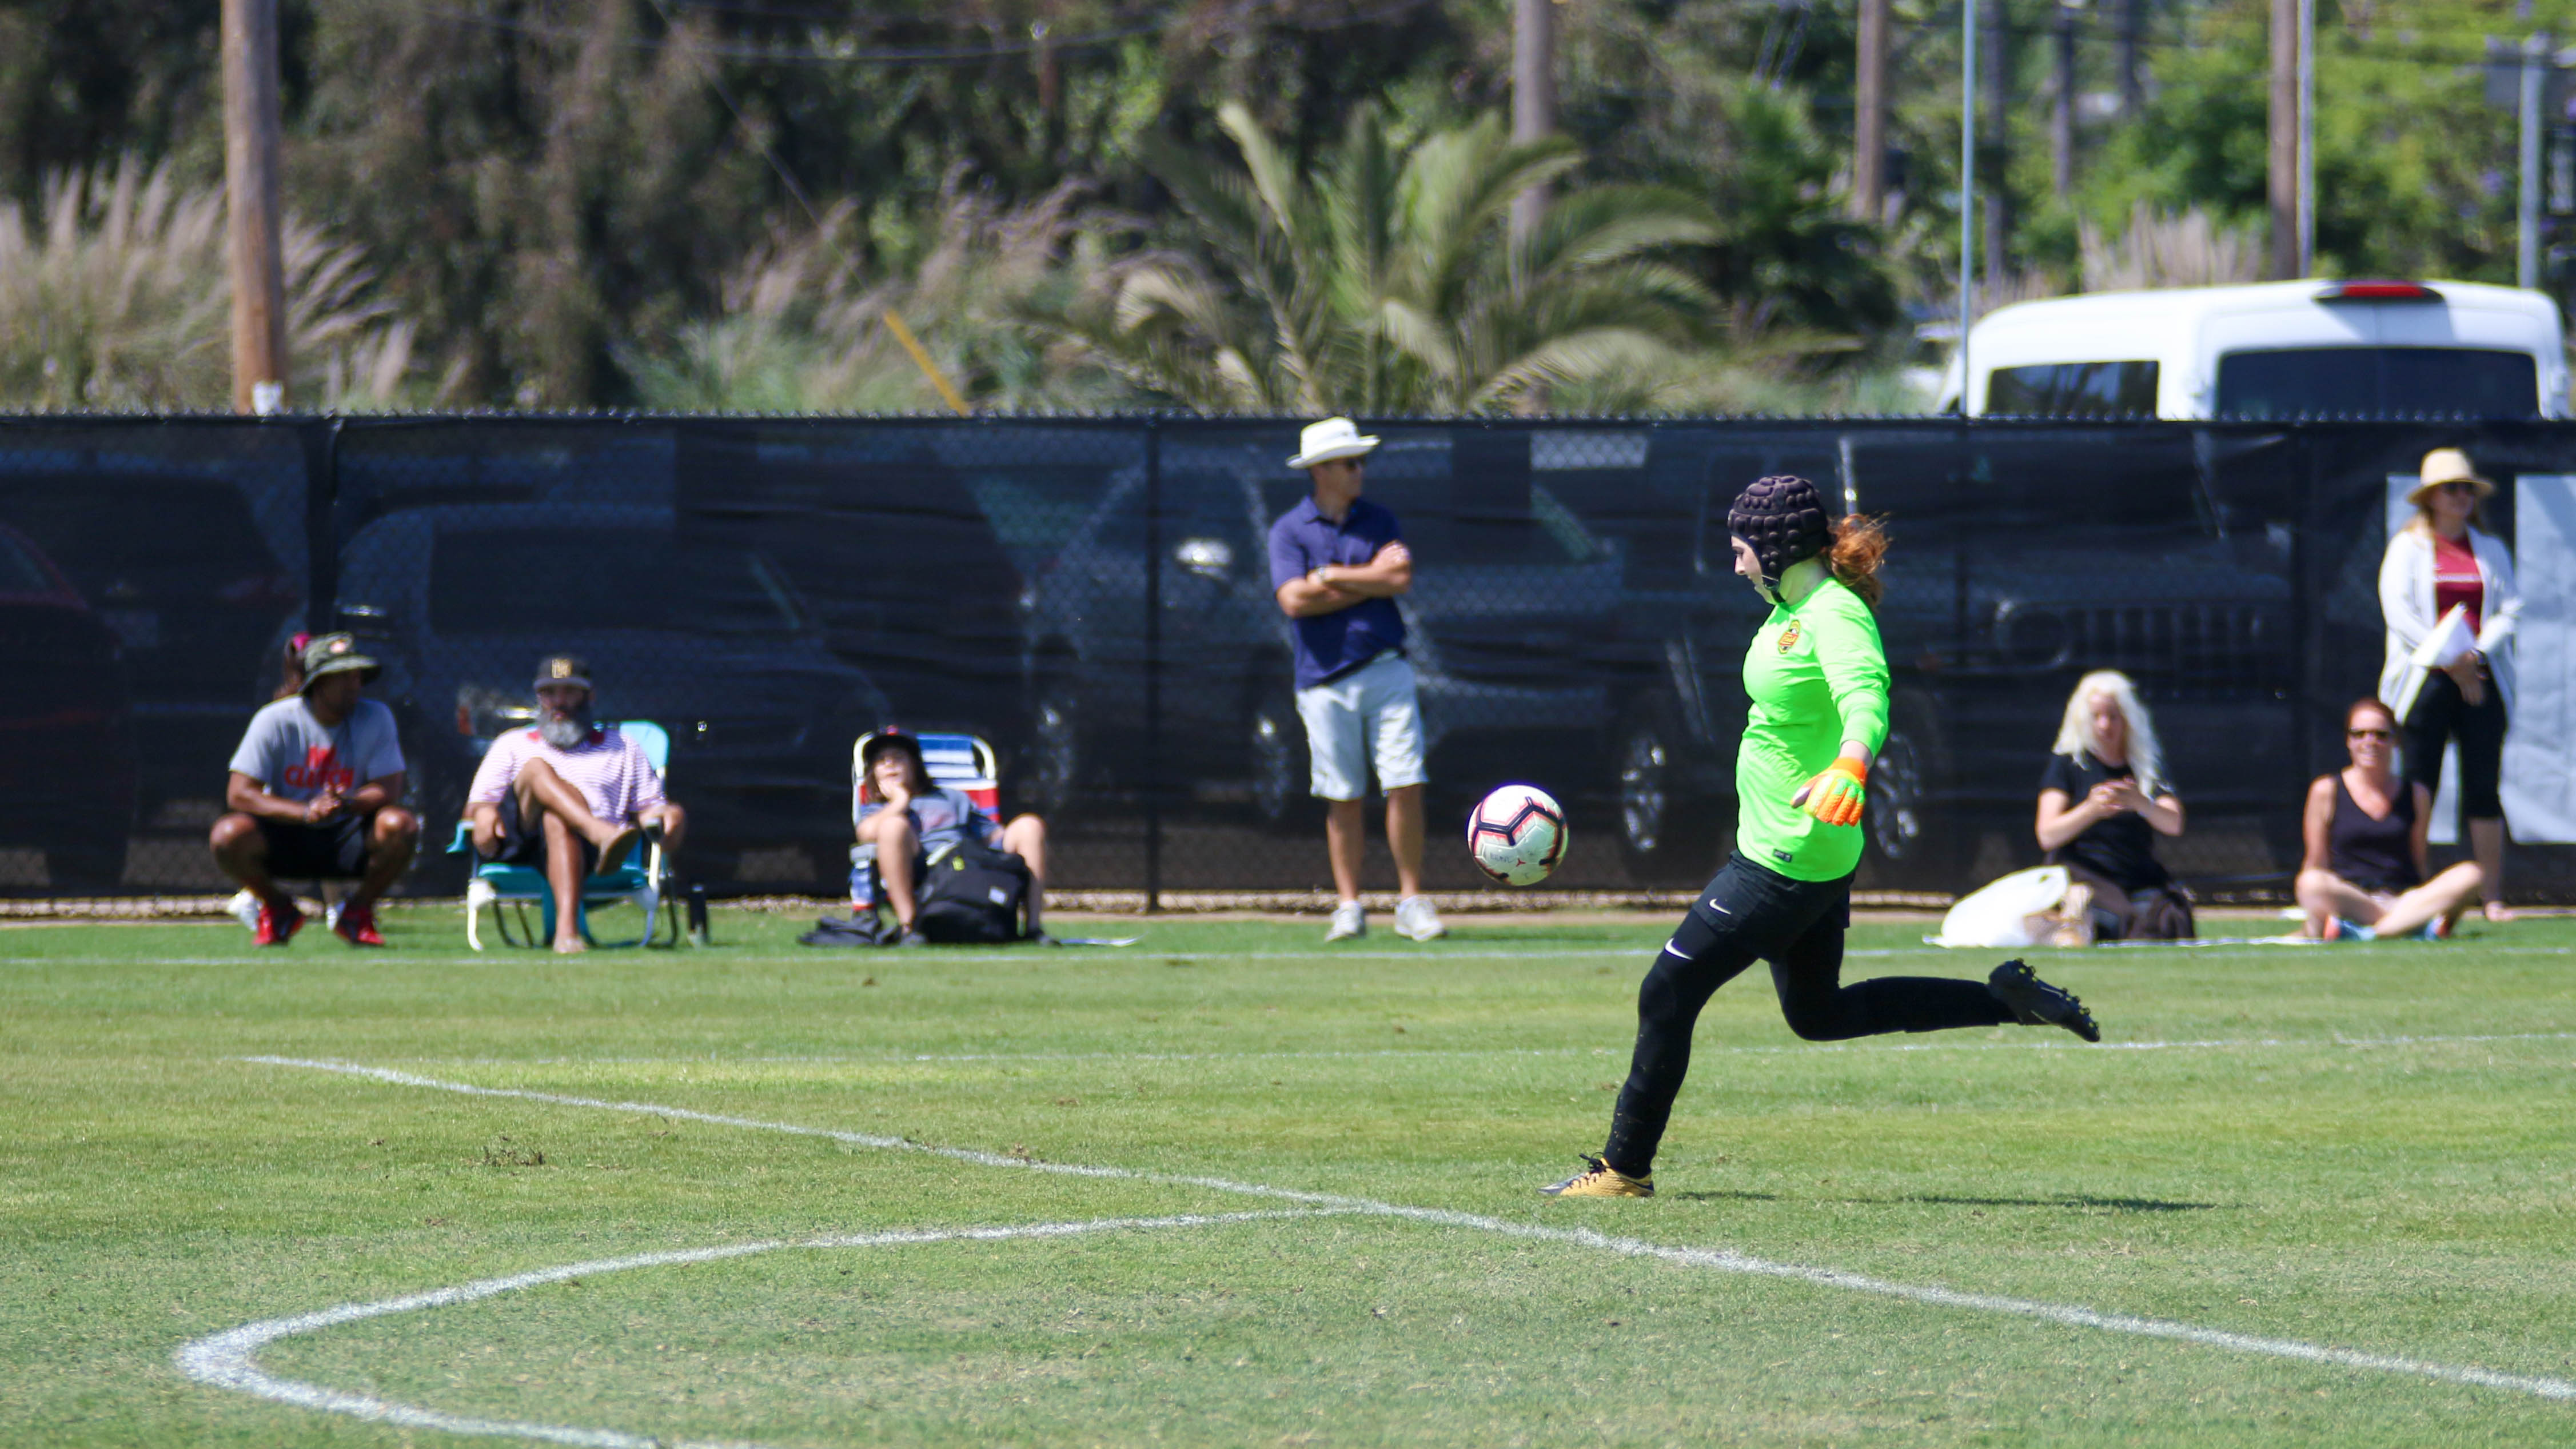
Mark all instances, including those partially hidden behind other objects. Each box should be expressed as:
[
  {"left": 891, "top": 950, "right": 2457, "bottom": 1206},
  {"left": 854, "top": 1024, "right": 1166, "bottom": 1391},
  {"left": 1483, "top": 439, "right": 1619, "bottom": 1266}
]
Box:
[{"left": 6, "top": 414, "right": 2576, "bottom": 904}]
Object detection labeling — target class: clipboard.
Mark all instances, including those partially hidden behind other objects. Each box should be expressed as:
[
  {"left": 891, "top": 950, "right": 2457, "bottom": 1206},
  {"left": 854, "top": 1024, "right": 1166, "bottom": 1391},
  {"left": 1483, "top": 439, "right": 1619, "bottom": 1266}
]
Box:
[{"left": 2410, "top": 603, "right": 2477, "bottom": 669}]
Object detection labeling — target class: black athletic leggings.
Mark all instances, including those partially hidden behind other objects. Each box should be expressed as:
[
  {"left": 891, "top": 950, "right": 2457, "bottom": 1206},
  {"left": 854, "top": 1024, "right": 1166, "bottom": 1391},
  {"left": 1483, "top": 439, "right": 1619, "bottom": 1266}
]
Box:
[
  {"left": 2403, "top": 668, "right": 2507, "bottom": 822},
  {"left": 1602, "top": 852, "right": 2013, "bottom": 1177}
]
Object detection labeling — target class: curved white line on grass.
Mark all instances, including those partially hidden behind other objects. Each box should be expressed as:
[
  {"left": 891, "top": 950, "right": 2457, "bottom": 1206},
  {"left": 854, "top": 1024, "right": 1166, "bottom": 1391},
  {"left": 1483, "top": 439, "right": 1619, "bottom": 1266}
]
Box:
[
  {"left": 407, "top": 1028, "right": 2576, "bottom": 1069},
  {"left": 176, "top": 1211, "right": 1333, "bottom": 1449},
  {"left": 233, "top": 1056, "right": 2576, "bottom": 1410}
]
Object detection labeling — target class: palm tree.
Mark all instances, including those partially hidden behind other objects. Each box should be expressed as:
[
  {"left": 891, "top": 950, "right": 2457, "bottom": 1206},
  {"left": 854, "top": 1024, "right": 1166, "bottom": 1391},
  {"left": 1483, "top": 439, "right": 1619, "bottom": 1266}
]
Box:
[{"left": 1040, "top": 103, "right": 1718, "bottom": 414}]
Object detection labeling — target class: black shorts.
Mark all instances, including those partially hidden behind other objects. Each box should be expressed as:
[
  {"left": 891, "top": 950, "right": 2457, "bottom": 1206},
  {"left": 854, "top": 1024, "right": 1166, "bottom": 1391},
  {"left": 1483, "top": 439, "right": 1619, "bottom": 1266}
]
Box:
[
  {"left": 257, "top": 814, "right": 373, "bottom": 880},
  {"left": 476, "top": 793, "right": 600, "bottom": 874},
  {"left": 1685, "top": 850, "right": 1853, "bottom": 955}
]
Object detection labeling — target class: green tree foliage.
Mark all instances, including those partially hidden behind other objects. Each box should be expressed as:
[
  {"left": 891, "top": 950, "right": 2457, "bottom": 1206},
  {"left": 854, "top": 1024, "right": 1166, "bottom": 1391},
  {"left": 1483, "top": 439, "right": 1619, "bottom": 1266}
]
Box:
[
  {"left": 1040, "top": 101, "right": 1717, "bottom": 412},
  {"left": 2072, "top": 1, "right": 2521, "bottom": 282},
  {"left": 621, "top": 176, "right": 1134, "bottom": 412},
  {"left": 3, "top": 0, "right": 2566, "bottom": 413},
  {"left": 1554, "top": 0, "right": 1901, "bottom": 345}
]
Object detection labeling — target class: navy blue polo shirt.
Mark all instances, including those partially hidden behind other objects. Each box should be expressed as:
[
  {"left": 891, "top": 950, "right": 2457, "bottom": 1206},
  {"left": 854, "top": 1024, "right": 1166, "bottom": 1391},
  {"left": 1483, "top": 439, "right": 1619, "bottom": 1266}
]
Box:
[{"left": 1268, "top": 495, "right": 1408, "bottom": 689}]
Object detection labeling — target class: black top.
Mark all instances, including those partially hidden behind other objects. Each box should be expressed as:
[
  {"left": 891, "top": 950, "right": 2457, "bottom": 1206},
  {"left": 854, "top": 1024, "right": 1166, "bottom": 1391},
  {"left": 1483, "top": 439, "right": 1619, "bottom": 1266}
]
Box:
[
  {"left": 2039, "top": 751, "right": 2173, "bottom": 892},
  {"left": 2328, "top": 773, "right": 2420, "bottom": 893}
]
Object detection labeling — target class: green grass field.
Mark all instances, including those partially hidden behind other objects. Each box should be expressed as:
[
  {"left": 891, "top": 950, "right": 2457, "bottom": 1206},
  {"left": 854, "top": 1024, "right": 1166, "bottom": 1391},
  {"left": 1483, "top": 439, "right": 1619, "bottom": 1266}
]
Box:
[{"left": 5, "top": 905, "right": 2574, "bottom": 1446}]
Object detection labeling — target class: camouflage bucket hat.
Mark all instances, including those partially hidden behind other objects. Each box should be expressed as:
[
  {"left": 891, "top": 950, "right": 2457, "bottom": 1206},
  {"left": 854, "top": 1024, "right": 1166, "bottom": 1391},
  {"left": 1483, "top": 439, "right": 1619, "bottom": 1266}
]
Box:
[{"left": 298, "top": 631, "right": 380, "bottom": 689}]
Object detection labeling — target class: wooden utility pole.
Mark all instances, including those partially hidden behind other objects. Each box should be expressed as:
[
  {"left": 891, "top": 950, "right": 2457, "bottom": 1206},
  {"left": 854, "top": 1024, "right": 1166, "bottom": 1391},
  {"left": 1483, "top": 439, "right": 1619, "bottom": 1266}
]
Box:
[
  {"left": 2267, "top": 0, "right": 2300, "bottom": 278},
  {"left": 2051, "top": 2, "right": 2076, "bottom": 199},
  {"left": 222, "top": 0, "right": 290, "bottom": 413},
  {"left": 2119, "top": 0, "right": 2144, "bottom": 115},
  {"left": 1510, "top": 0, "right": 1555, "bottom": 245},
  {"left": 1853, "top": 0, "right": 1888, "bottom": 221}
]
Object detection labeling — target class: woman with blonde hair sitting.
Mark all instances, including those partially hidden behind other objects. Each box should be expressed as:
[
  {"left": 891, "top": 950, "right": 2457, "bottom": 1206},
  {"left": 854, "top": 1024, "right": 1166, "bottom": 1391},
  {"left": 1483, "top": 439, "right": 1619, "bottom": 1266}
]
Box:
[
  {"left": 2296, "top": 699, "right": 2483, "bottom": 940},
  {"left": 2036, "top": 670, "right": 2191, "bottom": 943}
]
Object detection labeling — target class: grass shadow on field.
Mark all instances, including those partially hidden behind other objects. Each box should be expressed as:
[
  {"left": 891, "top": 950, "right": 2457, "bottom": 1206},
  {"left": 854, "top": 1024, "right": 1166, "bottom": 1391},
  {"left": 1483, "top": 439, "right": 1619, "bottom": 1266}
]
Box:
[
  {"left": 1905, "top": 1193, "right": 2222, "bottom": 1213},
  {"left": 1670, "top": 1191, "right": 2219, "bottom": 1213}
]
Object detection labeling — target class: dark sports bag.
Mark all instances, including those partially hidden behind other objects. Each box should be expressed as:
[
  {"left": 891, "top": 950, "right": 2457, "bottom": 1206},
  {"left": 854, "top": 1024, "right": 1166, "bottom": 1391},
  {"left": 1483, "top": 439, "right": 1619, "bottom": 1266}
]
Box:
[{"left": 914, "top": 839, "right": 1034, "bottom": 944}]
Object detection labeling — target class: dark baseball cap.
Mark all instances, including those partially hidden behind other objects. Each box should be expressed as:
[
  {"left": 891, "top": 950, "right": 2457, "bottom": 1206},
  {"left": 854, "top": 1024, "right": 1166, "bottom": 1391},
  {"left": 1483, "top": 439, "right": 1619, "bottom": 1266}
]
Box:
[
  {"left": 533, "top": 654, "right": 594, "bottom": 693},
  {"left": 298, "top": 632, "right": 380, "bottom": 689},
  {"left": 860, "top": 729, "right": 924, "bottom": 769}
]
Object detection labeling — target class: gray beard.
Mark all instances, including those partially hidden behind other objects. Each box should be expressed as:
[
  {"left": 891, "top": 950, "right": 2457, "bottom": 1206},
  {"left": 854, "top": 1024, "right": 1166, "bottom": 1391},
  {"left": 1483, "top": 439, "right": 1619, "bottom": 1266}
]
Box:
[{"left": 540, "top": 706, "right": 593, "bottom": 749}]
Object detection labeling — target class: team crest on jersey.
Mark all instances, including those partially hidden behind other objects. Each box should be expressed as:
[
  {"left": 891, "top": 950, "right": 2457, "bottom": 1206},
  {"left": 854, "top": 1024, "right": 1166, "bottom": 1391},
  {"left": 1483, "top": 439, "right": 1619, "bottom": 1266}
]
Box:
[{"left": 1777, "top": 621, "right": 1801, "bottom": 653}]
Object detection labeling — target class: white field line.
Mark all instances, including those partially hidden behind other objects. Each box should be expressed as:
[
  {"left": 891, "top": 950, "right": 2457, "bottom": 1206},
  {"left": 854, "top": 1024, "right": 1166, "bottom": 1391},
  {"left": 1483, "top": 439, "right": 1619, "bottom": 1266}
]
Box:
[
  {"left": 26, "top": 943, "right": 2576, "bottom": 967},
  {"left": 217, "top": 1055, "right": 2576, "bottom": 1418},
  {"left": 176, "top": 1210, "right": 1339, "bottom": 1449},
  {"left": 387, "top": 1028, "right": 2576, "bottom": 1069}
]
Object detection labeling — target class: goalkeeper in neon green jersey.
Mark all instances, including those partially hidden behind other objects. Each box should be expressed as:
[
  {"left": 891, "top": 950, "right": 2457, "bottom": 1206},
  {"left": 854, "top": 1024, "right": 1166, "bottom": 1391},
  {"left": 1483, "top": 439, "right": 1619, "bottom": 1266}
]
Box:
[{"left": 1544, "top": 474, "right": 2100, "bottom": 1200}]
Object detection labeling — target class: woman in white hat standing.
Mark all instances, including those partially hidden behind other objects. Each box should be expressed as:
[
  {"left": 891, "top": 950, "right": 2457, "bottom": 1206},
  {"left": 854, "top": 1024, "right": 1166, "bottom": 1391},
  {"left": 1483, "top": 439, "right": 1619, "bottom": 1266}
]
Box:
[{"left": 2378, "top": 448, "right": 2520, "bottom": 922}]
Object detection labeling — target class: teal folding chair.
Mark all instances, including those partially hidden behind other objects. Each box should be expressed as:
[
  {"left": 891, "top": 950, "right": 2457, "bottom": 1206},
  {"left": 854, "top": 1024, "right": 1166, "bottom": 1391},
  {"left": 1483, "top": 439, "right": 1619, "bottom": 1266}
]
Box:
[{"left": 446, "top": 721, "right": 678, "bottom": 949}]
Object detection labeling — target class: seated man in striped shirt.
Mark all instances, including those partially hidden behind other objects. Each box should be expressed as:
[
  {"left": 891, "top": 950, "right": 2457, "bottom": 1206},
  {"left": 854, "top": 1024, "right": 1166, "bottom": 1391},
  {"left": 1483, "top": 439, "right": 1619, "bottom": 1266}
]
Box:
[{"left": 465, "top": 654, "right": 686, "bottom": 953}]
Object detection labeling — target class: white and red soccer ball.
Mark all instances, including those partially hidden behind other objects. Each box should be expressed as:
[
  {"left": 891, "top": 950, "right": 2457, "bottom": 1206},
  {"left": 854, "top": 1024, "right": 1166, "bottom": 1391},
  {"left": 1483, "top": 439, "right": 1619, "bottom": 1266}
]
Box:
[{"left": 1467, "top": 783, "right": 1568, "bottom": 886}]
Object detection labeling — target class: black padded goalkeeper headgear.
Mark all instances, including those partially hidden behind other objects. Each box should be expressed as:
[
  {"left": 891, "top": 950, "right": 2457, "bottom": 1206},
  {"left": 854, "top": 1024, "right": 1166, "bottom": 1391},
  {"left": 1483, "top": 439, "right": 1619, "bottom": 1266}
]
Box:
[{"left": 1726, "top": 474, "right": 1831, "bottom": 593}]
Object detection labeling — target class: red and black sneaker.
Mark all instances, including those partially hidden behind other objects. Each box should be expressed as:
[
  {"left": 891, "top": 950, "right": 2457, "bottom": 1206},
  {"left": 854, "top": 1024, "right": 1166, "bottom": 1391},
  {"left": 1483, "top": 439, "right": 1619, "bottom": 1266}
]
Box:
[
  {"left": 332, "top": 902, "right": 385, "bottom": 947},
  {"left": 254, "top": 900, "right": 305, "bottom": 947}
]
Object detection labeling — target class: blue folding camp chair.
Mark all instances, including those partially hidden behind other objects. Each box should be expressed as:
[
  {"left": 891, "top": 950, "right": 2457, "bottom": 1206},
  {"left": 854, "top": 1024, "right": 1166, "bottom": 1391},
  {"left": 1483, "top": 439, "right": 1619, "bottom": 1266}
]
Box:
[
  {"left": 849, "top": 731, "right": 1002, "bottom": 916},
  {"left": 446, "top": 721, "right": 679, "bottom": 949}
]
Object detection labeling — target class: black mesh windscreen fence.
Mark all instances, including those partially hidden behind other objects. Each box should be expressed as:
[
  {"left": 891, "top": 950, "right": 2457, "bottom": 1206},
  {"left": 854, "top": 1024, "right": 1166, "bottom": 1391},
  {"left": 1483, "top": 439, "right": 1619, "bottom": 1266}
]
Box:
[{"left": 11, "top": 414, "right": 2576, "bottom": 903}]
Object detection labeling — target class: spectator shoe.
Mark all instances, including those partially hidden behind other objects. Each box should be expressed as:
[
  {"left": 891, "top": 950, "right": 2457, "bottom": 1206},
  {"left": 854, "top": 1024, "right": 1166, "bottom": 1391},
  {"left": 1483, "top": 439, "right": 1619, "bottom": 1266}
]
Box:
[
  {"left": 254, "top": 900, "right": 304, "bottom": 947},
  {"left": 1325, "top": 902, "right": 1366, "bottom": 941},
  {"left": 1394, "top": 895, "right": 1447, "bottom": 941},
  {"left": 332, "top": 903, "right": 386, "bottom": 947}
]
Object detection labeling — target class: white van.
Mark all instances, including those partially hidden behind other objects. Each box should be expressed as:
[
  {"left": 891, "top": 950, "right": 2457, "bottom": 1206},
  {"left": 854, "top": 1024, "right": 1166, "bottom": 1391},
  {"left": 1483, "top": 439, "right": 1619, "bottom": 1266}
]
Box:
[{"left": 1936, "top": 280, "right": 2570, "bottom": 419}]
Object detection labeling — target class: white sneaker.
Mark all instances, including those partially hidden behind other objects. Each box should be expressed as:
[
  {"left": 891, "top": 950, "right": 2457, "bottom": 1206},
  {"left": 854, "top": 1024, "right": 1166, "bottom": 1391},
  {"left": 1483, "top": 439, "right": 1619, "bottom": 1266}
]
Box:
[
  {"left": 1394, "top": 895, "right": 1447, "bottom": 941},
  {"left": 226, "top": 889, "right": 261, "bottom": 933},
  {"left": 1325, "top": 901, "right": 1366, "bottom": 941}
]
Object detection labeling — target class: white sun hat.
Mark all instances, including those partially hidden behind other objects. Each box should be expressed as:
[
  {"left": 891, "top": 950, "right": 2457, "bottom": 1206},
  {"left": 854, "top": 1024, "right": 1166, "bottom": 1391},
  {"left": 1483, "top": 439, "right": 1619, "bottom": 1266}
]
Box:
[{"left": 1286, "top": 416, "right": 1380, "bottom": 470}]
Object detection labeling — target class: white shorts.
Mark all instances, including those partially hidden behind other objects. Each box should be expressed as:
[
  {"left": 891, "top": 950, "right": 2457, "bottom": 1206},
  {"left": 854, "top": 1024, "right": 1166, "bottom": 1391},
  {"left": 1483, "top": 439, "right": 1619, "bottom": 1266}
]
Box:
[{"left": 1296, "top": 653, "right": 1427, "bottom": 801}]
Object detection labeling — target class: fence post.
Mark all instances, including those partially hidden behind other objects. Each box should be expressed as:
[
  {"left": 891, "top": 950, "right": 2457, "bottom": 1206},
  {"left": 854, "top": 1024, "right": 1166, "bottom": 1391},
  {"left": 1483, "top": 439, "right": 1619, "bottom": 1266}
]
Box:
[
  {"left": 1143, "top": 417, "right": 1163, "bottom": 914},
  {"left": 304, "top": 417, "right": 341, "bottom": 629},
  {"left": 2290, "top": 422, "right": 2318, "bottom": 792}
]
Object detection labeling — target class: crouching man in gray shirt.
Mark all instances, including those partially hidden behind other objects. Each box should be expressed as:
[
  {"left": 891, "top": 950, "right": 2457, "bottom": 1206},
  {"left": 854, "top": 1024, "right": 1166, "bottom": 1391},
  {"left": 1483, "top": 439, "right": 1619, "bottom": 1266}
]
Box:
[{"left": 209, "top": 632, "right": 420, "bottom": 947}]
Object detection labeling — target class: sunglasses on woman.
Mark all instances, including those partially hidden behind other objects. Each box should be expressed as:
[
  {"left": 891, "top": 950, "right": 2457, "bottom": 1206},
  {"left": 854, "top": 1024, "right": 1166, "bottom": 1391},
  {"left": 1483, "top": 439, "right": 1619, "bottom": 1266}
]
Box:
[{"left": 2348, "top": 727, "right": 2395, "bottom": 740}]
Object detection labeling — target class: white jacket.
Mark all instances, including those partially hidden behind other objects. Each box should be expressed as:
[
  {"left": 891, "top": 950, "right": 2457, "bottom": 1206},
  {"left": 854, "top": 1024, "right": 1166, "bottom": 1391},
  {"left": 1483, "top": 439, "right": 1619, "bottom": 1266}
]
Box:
[{"left": 2378, "top": 524, "right": 2519, "bottom": 720}]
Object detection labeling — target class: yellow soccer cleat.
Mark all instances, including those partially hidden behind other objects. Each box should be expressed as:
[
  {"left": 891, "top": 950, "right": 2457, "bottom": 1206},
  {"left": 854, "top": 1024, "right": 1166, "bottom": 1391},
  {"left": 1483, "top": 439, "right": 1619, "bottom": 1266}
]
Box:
[{"left": 1539, "top": 1154, "right": 1654, "bottom": 1198}]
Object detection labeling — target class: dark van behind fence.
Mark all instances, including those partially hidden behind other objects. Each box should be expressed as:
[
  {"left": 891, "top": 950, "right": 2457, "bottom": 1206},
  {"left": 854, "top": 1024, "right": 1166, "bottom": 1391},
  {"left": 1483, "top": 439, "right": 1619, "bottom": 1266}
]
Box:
[{"left": 8, "top": 414, "right": 2576, "bottom": 903}]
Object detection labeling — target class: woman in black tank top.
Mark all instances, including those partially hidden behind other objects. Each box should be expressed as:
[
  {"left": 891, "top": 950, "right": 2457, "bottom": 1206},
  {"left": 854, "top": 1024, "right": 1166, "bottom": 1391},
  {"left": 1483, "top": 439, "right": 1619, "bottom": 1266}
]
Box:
[{"left": 2295, "top": 700, "right": 2484, "bottom": 941}]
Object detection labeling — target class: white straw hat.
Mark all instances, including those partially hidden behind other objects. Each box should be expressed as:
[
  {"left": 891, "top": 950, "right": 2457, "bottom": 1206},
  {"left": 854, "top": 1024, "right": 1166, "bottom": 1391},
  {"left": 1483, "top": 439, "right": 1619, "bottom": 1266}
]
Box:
[
  {"left": 1286, "top": 417, "right": 1380, "bottom": 470},
  {"left": 2408, "top": 448, "right": 2496, "bottom": 506}
]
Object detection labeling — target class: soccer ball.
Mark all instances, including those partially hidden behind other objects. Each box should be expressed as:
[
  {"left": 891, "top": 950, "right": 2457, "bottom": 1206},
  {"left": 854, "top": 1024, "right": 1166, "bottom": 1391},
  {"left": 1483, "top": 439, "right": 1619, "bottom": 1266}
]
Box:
[{"left": 1468, "top": 784, "right": 1568, "bottom": 886}]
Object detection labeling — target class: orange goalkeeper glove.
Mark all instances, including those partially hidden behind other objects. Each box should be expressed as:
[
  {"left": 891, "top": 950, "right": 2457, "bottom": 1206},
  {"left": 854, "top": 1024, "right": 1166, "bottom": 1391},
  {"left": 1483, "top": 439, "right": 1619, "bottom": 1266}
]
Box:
[{"left": 1795, "top": 756, "right": 1870, "bottom": 827}]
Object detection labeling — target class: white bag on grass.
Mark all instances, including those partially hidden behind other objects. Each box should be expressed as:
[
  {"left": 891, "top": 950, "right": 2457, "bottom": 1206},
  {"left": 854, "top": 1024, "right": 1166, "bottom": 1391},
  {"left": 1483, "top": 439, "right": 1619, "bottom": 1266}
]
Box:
[{"left": 1933, "top": 865, "right": 2071, "bottom": 948}]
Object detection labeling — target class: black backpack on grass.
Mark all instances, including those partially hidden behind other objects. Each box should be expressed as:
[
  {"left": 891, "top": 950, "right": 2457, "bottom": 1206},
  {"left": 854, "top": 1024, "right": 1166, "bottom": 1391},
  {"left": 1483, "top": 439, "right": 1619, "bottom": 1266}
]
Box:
[{"left": 912, "top": 839, "right": 1035, "bottom": 944}]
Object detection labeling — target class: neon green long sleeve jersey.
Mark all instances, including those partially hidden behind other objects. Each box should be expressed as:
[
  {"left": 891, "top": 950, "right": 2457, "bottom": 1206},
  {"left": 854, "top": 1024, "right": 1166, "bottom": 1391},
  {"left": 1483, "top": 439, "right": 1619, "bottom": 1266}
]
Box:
[{"left": 1734, "top": 576, "right": 1891, "bottom": 881}]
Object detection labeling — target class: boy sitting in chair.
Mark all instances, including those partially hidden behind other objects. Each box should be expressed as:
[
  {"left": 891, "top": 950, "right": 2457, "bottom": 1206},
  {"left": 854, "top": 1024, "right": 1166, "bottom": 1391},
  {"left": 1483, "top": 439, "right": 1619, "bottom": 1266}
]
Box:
[
  {"left": 465, "top": 655, "right": 685, "bottom": 953},
  {"left": 856, "top": 729, "right": 1050, "bottom": 945}
]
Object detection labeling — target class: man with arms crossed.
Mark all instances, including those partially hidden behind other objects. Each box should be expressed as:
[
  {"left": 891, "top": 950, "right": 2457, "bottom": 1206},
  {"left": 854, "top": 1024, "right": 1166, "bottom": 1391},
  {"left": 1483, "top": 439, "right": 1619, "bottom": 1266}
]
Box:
[
  {"left": 465, "top": 655, "right": 685, "bottom": 953},
  {"left": 210, "top": 631, "right": 420, "bottom": 947},
  {"left": 1268, "top": 417, "right": 1445, "bottom": 943}
]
